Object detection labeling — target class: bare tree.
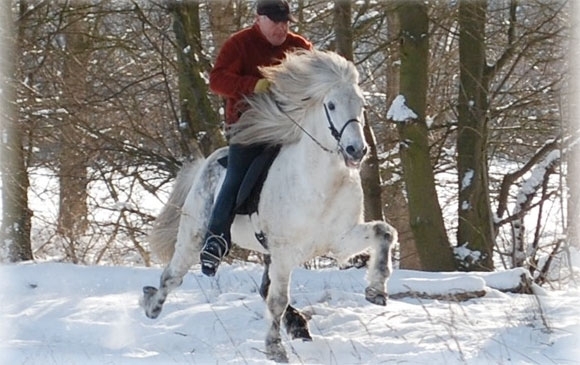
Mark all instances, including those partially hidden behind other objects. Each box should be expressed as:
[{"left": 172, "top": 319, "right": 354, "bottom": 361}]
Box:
[
  {"left": 206, "top": 0, "right": 244, "bottom": 51},
  {"left": 334, "top": 0, "right": 383, "bottom": 223},
  {"left": 12, "top": 1, "right": 184, "bottom": 264},
  {"left": 169, "top": 1, "right": 225, "bottom": 158},
  {"left": 57, "top": 5, "right": 93, "bottom": 262},
  {"left": 456, "top": 0, "right": 495, "bottom": 271},
  {"left": 1, "top": 0, "right": 33, "bottom": 262},
  {"left": 382, "top": 3, "right": 420, "bottom": 269},
  {"left": 393, "top": 1, "right": 456, "bottom": 271},
  {"left": 453, "top": 1, "right": 568, "bottom": 272}
]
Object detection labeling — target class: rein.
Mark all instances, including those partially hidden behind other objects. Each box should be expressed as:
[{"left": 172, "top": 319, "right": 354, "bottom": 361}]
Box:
[
  {"left": 274, "top": 100, "right": 363, "bottom": 155},
  {"left": 274, "top": 100, "right": 335, "bottom": 154}
]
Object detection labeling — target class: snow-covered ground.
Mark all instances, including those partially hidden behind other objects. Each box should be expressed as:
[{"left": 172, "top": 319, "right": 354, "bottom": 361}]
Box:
[{"left": 1, "top": 260, "right": 579, "bottom": 364}]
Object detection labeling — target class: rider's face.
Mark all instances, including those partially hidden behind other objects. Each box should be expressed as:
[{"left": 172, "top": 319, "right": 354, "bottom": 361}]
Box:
[{"left": 257, "top": 15, "right": 289, "bottom": 46}]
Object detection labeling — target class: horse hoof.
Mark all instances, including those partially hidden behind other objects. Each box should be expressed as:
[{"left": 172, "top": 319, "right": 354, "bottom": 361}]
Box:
[
  {"left": 266, "top": 339, "right": 289, "bottom": 363},
  {"left": 365, "top": 287, "right": 387, "bottom": 306},
  {"left": 267, "top": 349, "right": 289, "bottom": 363},
  {"left": 141, "top": 286, "right": 163, "bottom": 319},
  {"left": 290, "top": 327, "right": 312, "bottom": 341},
  {"left": 284, "top": 306, "right": 312, "bottom": 341}
]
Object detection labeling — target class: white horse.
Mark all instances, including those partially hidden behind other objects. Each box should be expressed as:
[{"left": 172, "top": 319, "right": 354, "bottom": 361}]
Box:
[{"left": 141, "top": 50, "right": 397, "bottom": 363}]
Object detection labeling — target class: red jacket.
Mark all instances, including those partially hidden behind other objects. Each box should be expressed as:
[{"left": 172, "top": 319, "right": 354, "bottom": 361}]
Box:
[{"left": 209, "top": 23, "right": 312, "bottom": 125}]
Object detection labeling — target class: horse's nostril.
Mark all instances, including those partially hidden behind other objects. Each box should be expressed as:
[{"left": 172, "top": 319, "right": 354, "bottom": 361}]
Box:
[{"left": 346, "top": 145, "right": 367, "bottom": 160}]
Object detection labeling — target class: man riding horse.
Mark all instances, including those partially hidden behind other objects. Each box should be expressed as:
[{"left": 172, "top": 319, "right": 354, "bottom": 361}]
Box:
[{"left": 201, "top": 0, "right": 312, "bottom": 276}]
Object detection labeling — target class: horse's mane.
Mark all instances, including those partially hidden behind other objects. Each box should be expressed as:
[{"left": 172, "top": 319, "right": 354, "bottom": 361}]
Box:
[{"left": 229, "top": 49, "right": 360, "bottom": 146}]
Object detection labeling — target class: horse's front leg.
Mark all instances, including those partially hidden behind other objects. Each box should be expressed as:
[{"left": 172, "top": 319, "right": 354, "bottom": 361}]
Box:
[
  {"left": 364, "top": 222, "right": 396, "bottom": 305},
  {"left": 264, "top": 259, "right": 292, "bottom": 363},
  {"left": 333, "top": 221, "right": 397, "bottom": 306}
]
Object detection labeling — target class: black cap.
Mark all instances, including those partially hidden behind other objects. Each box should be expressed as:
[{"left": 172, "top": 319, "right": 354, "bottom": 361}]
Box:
[{"left": 257, "top": 0, "right": 297, "bottom": 23}]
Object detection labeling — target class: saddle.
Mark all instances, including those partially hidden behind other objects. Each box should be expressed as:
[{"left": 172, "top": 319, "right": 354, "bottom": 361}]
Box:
[{"left": 217, "top": 145, "right": 281, "bottom": 216}]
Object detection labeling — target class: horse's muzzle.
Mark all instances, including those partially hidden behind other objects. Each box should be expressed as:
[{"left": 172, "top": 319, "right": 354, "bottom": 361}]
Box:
[{"left": 343, "top": 144, "right": 368, "bottom": 168}]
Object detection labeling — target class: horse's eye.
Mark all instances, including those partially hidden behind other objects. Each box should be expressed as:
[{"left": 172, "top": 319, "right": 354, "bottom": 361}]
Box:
[{"left": 328, "top": 102, "right": 335, "bottom": 111}]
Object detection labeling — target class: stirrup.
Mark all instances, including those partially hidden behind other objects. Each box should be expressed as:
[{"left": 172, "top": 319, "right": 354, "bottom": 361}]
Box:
[{"left": 200, "top": 234, "right": 229, "bottom": 277}]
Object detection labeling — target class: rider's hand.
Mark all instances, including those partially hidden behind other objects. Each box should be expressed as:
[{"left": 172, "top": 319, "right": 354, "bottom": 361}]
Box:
[{"left": 254, "top": 78, "right": 271, "bottom": 94}]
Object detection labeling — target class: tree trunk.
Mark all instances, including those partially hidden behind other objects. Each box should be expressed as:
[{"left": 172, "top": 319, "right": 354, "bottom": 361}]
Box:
[
  {"left": 0, "top": 1, "right": 33, "bottom": 262},
  {"left": 333, "top": 1, "right": 353, "bottom": 61},
  {"left": 334, "top": 0, "right": 383, "bottom": 222},
  {"left": 58, "top": 9, "right": 92, "bottom": 262},
  {"left": 170, "top": 2, "right": 225, "bottom": 158},
  {"left": 206, "top": 0, "right": 240, "bottom": 52},
  {"left": 456, "top": 0, "right": 494, "bottom": 271},
  {"left": 567, "top": 0, "right": 580, "bottom": 249},
  {"left": 395, "top": 1, "right": 456, "bottom": 271},
  {"left": 384, "top": 3, "right": 420, "bottom": 269},
  {"left": 568, "top": 125, "right": 580, "bottom": 249}
]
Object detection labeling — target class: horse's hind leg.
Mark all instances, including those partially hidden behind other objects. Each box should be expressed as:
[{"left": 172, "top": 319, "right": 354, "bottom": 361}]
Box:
[
  {"left": 142, "top": 154, "right": 221, "bottom": 319},
  {"left": 142, "top": 262, "right": 188, "bottom": 319},
  {"left": 263, "top": 259, "right": 294, "bottom": 363},
  {"left": 260, "top": 255, "right": 312, "bottom": 341},
  {"left": 283, "top": 305, "right": 312, "bottom": 341},
  {"left": 141, "top": 224, "right": 202, "bottom": 319}
]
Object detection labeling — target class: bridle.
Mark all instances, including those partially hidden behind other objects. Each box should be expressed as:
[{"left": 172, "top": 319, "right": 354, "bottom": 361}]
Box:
[
  {"left": 275, "top": 100, "right": 363, "bottom": 155},
  {"left": 323, "top": 103, "right": 363, "bottom": 145}
]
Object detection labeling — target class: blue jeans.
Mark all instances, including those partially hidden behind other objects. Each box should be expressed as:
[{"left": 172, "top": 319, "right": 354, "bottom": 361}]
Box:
[{"left": 205, "top": 143, "right": 265, "bottom": 246}]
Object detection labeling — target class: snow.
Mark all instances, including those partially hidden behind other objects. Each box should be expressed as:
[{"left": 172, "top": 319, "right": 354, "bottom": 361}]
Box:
[
  {"left": 460, "top": 169, "right": 474, "bottom": 191},
  {"left": 454, "top": 243, "right": 482, "bottom": 267},
  {"left": 387, "top": 95, "right": 418, "bottom": 122},
  {"left": 1, "top": 261, "right": 579, "bottom": 364},
  {"left": 461, "top": 200, "right": 470, "bottom": 210},
  {"left": 517, "top": 149, "right": 561, "bottom": 206}
]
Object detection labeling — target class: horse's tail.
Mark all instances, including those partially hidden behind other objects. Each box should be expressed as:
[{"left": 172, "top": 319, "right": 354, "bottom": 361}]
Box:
[{"left": 148, "top": 159, "right": 204, "bottom": 263}]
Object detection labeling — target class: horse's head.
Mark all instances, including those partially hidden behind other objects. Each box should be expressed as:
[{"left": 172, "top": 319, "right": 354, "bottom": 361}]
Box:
[
  {"left": 321, "top": 84, "right": 368, "bottom": 169},
  {"left": 229, "top": 50, "right": 369, "bottom": 170}
]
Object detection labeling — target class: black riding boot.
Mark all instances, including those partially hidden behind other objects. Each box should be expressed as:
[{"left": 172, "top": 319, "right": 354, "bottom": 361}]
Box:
[{"left": 200, "top": 144, "right": 265, "bottom": 276}]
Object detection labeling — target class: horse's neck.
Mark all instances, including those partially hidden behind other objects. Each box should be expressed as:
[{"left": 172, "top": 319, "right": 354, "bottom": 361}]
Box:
[{"left": 286, "top": 134, "right": 354, "bottom": 188}]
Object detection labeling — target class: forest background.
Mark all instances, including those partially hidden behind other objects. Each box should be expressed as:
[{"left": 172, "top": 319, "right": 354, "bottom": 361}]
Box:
[{"left": 0, "top": 0, "right": 577, "bottom": 288}]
